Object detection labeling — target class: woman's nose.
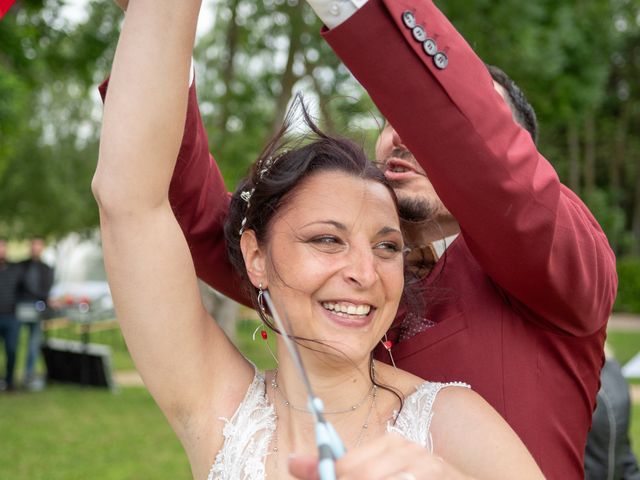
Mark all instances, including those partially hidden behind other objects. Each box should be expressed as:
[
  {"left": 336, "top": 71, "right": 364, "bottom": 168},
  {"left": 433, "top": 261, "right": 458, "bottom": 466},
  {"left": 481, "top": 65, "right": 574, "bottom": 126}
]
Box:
[{"left": 342, "top": 245, "right": 378, "bottom": 289}]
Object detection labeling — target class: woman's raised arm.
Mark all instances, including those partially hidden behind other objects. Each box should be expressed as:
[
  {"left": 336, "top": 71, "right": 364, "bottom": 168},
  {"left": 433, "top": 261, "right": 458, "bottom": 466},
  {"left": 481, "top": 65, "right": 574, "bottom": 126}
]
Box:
[{"left": 92, "top": 0, "right": 252, "bottom": 471}]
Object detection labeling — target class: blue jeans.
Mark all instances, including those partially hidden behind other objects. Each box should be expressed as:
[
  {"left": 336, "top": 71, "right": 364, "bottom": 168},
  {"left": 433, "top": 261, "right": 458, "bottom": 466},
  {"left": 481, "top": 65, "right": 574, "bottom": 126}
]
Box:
[
  {"left": 0, "top": 314, "right": 19, "bottom": 387},
  {"left": 22, "top": 320, "right": 42, "bottom": 380}
]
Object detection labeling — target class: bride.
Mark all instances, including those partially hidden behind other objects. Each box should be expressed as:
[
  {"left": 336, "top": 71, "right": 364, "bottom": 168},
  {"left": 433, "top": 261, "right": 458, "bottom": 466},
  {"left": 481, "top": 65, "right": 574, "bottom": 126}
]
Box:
[{"left": 93, "top": 1, "right": 543, "bottom": 478}]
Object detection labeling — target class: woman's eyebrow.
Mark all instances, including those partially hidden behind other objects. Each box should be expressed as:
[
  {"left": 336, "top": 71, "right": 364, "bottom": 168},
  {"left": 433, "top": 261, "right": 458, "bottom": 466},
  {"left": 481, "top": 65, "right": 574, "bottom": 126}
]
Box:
[
  {"left": 300, "top": 221, "right": 401, "bottom": 237},
  {"left": 300, "top": 220, "right": 347, "bottom": 231},
  {"left": 377, "top": 226, "right": 402, "bottom": 236}
]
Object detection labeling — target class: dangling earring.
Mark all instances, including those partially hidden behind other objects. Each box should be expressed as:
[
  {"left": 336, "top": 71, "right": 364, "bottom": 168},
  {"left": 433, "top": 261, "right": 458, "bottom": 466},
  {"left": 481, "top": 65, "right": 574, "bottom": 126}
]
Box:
[
  {"left": 256, "top": 283, "right": 267, "bottom": 317},
  {"left": 381, "top": 333, "right": 397, "bottom": 370},
  {"left": 252, "top": 283, "right": 278, "bottom": 365}
]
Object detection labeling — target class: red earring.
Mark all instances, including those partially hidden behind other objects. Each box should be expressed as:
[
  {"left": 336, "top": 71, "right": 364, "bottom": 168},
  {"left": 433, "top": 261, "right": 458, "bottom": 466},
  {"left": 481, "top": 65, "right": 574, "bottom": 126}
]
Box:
[{"left": 381, "top": 334, "right": 397, "bottom": 369}]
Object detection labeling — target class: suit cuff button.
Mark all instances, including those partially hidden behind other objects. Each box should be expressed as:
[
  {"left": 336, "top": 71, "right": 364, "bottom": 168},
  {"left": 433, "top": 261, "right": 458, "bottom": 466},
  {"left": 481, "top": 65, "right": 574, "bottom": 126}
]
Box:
[
  {"left": 412, "top": 25, "right": 427, "bottom": 42},
  {"left": 434, "top": 51, "right": 449, "bottom": 70},
  {"left": 423, "top": 38, "right": 437, "bottom": 56},
  {"left": 402, "top": 11, "right": 416, "bottom": 29}
]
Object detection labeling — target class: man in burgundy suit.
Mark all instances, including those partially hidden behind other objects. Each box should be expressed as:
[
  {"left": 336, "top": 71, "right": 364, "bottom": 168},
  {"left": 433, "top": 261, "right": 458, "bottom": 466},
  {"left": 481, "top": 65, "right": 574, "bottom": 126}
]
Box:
[{"left": 103, "top": 0, "right": 616, "bottom": 477}]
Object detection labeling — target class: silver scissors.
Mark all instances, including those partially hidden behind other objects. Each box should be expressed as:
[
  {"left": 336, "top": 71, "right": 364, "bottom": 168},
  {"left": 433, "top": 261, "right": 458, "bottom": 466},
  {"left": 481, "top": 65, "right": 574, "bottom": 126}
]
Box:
[{"left": 263, "top": 291, "right": 346, "bottom": 480}]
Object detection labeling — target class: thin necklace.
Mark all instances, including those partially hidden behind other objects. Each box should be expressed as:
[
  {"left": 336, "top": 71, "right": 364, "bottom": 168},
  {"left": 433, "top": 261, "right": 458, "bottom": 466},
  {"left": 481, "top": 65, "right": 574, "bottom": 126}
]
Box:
[
  {"left": 271, "top": 371, "right": 376, "bottom": 415},
  {"left": 269, "top": 376, "right": 378, "bottom": 454}
]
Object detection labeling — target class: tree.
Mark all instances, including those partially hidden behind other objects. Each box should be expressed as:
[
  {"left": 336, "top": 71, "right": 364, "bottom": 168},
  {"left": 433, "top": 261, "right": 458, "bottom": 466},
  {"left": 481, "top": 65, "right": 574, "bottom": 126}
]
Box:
[
  {"left": 0, "top": 0, "right": 120, "bottom": 238},
  {"left": 1, "top": 0, "right": 638, "bottom": 256},
  {"left": 193, "top": 0, "right": 378, "bottom": 189}
]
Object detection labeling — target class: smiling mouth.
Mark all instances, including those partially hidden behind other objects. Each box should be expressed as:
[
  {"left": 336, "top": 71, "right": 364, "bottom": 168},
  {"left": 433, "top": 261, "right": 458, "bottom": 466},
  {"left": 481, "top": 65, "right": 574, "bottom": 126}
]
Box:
[
  {"left": 388, "top": 163, "right": 412, "bottom": 173},
  {"left": 322, "top": 302, "right": 372, "bottom": 317}
]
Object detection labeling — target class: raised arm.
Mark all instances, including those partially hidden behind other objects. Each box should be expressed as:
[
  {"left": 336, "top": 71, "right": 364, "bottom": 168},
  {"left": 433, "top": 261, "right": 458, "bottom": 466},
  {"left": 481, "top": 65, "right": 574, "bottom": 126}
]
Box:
[
  {"left": 99, "top": 0, "right": 249, "bottom": 306},
  {"left": 317, "top": 0, "right": 617, "bottom": 335},
  {"left": 92, "top": 0, "right": 252, "bottom": 473}
]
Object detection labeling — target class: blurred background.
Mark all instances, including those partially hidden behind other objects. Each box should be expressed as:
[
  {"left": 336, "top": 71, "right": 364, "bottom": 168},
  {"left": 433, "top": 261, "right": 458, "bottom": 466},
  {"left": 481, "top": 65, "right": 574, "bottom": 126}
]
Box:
[{"left": 0, "top": 0, "right": 639, "bottom": 478}]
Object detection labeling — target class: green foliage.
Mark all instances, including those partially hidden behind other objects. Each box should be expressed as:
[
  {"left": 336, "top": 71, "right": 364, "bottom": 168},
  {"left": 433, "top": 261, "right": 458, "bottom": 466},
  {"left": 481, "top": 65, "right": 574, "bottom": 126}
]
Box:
[
  {"left": 0, "top": 1, "right": 120, "bottom": 238},
  {"left": 584, "top": 189, "right": 631, "bottom": 253},
  {"left": 440, "top": 0, "right": 640, "bottom": 256},
  {"left": 194, "top": 0, "right": 378, "bottom": 190},
  {"left": 1, "top": 0, "right": 639, "bottom": 256},
  {"left": 614, "top": 257, "right": 640, "bottom": 313}
]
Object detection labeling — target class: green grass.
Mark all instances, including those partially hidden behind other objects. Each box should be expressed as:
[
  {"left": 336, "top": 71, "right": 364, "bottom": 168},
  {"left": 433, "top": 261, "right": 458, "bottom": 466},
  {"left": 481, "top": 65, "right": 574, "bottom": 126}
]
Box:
[
  {"left": 607, "top": 330, "right": 640, "bottom": 366},
  {"left": 0, "top": 385, "right": 190, "bottom": 479},
  {"left": 607, "top": 329, "right": 640, "bottom": 385},
  {"left": 0, "top": 319, "right": 274, "bottom": 480},
  {"left": 633, "top": 403, "right": 640, "bottom": 460}
]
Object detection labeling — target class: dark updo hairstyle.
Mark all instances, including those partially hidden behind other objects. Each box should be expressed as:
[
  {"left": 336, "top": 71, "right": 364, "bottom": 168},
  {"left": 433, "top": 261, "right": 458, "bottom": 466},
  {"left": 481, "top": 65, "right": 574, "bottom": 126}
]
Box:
[{"left": 224, "top": 95, "right": 397, "bottom": 310}]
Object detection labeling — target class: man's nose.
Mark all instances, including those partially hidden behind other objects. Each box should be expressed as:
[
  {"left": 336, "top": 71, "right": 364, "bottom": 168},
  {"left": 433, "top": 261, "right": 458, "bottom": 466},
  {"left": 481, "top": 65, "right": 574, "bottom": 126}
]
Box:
[{"left": 391, "top": 126, "right": 405, "bottom": 149}]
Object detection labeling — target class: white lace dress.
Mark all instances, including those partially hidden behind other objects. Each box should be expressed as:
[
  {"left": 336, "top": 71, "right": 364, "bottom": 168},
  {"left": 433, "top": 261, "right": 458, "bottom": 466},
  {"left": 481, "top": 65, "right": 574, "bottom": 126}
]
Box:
[{"left": 208, "top": 371, "right": 468, "bottom": 480}]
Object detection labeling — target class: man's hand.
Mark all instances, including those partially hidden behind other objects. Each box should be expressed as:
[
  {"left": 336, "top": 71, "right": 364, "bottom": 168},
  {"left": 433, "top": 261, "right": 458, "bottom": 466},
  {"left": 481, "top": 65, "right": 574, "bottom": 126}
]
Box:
[{"left": 113, "top": 0, "right": 128, "bottom": 11}]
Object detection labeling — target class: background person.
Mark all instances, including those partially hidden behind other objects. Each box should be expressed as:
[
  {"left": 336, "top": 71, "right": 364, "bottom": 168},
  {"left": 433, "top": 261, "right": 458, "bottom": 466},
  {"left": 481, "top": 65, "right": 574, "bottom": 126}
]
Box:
[
  {"left": 17, "top": 237, "right": 54, "bottom": 389},
  {"left": 0, "top": 238, "right": 22, "bottom": 392},
  {"left": 585, "top": 353, "right": 640, "bottom": 479}
]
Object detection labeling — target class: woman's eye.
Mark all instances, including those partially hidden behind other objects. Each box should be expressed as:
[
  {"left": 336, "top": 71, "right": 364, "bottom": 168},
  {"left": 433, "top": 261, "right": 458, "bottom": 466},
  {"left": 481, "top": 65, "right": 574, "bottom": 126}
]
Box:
[
  {"left": 308, "top": 235, "right": 345, "bottom": 252},
  {"left": 311, "top": 236, "right": 339, "bottom": 244},
  {"left": 374, "top": 241, "right": 403, "bottom": 258}
]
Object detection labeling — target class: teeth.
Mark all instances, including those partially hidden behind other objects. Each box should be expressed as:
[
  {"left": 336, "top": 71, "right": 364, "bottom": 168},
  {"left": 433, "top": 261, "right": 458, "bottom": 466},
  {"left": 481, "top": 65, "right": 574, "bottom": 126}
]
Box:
[{"left": 322, "top": 302, "right": 371, "bottom": 316}]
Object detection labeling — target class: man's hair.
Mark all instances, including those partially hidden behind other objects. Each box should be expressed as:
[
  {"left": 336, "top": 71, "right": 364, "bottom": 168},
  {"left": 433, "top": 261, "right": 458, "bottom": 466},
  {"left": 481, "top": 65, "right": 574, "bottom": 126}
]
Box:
[{"left": 486, "top": 64, "right": 539, "bottom": 145}]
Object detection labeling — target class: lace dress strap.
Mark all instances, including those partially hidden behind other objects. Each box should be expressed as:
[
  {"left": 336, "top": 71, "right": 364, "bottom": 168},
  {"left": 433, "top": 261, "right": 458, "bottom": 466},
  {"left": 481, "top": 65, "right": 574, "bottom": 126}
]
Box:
[
  {"left": 387, "top": 381, "right": 469, "bottom": 452},
  {"left": 208, "top": 371, "right": 276, "bottom": 480}
]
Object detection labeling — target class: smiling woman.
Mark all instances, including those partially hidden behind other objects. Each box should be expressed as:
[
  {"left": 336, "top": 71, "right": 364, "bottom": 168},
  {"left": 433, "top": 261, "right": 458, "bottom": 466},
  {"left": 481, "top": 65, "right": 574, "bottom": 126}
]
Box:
[
  {"left": 93, "top": 1, "right": 544, "bottom": 479},
  {"left": 224, "top": 99, "right": 405, "bottom": 366}
]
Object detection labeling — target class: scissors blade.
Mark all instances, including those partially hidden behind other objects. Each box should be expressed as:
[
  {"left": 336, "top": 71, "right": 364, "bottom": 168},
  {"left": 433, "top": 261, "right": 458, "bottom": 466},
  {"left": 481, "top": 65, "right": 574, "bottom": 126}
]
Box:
[{"left": 262, "top": 290, "right": 346, "bottom": 476}]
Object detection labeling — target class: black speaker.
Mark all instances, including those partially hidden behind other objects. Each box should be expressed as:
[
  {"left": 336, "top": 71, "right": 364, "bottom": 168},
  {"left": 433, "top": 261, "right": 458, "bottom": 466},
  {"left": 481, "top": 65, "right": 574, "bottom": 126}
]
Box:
[{"left": 41, "top": 338, "right": 115, "bottom": 389}]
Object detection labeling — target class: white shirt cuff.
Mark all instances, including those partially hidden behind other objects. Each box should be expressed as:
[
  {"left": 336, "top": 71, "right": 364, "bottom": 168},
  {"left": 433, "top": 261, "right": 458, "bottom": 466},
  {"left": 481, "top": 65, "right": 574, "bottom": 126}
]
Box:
[{"left": 306, "top": 0, "right": 367, "bottom": 29}]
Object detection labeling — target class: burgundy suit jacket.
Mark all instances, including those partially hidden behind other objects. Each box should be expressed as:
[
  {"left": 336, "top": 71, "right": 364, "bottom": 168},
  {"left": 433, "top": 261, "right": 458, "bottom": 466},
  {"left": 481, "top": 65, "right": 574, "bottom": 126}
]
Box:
[{"left": 99, "top": 1, "right": 617, "bottom": 478}]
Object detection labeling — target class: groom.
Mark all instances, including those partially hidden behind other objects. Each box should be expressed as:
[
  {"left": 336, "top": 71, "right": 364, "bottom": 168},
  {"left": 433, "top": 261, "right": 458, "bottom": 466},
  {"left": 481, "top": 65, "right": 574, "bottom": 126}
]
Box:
[{"left": 103, "top": 0, "right": 616, "bottom": 477}]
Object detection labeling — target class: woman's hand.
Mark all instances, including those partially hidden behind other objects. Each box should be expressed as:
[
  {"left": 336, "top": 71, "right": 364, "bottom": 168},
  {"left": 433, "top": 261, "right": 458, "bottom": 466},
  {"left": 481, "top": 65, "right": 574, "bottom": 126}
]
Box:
[{"left": 288, "top": 434, "right": 472, "bottom": 480}]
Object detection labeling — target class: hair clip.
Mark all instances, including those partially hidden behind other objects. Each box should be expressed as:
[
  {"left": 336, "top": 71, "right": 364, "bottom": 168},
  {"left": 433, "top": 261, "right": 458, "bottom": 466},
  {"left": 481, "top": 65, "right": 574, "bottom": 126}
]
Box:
[
  {"left": 258, "top": 157, "right": 274, "bottom": 179},
  {"left": 240, "top": 188, "right": 254, "bottom": 204},
  {"left": 239, "top": 188, "right": 255, "bottom": 236}
]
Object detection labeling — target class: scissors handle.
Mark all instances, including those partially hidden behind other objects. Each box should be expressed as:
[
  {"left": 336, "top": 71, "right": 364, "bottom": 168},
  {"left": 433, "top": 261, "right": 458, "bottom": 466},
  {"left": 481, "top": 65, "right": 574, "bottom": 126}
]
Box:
[{"left": 315, "top": 421, "right": 345, "bottom": 480}]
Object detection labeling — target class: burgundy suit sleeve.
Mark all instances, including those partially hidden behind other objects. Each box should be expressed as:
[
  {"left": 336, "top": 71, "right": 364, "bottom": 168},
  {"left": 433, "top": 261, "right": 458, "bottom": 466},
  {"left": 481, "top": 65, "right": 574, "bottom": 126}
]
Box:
[
  {"left": 98, "top": 79, "right": 249, "bottom": 306},
  {"left": 323, "top": 0, "right": 617, "bottom": 336}
]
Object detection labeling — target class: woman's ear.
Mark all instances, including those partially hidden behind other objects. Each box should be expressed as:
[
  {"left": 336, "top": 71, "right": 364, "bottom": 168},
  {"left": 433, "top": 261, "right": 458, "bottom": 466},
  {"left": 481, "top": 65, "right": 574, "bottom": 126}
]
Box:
[{"left": 240, "top": 229, "right": 267, "bottom": 288}]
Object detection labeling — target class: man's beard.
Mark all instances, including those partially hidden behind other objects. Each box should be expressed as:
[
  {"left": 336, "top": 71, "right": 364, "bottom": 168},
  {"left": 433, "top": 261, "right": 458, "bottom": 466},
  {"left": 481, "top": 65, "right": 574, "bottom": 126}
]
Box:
[
  {"left": 380, "top": 148, "right": 446, "bottom": 222},
  {"left": 396, "top": 195, "right": 436, "bottom": 222}
]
